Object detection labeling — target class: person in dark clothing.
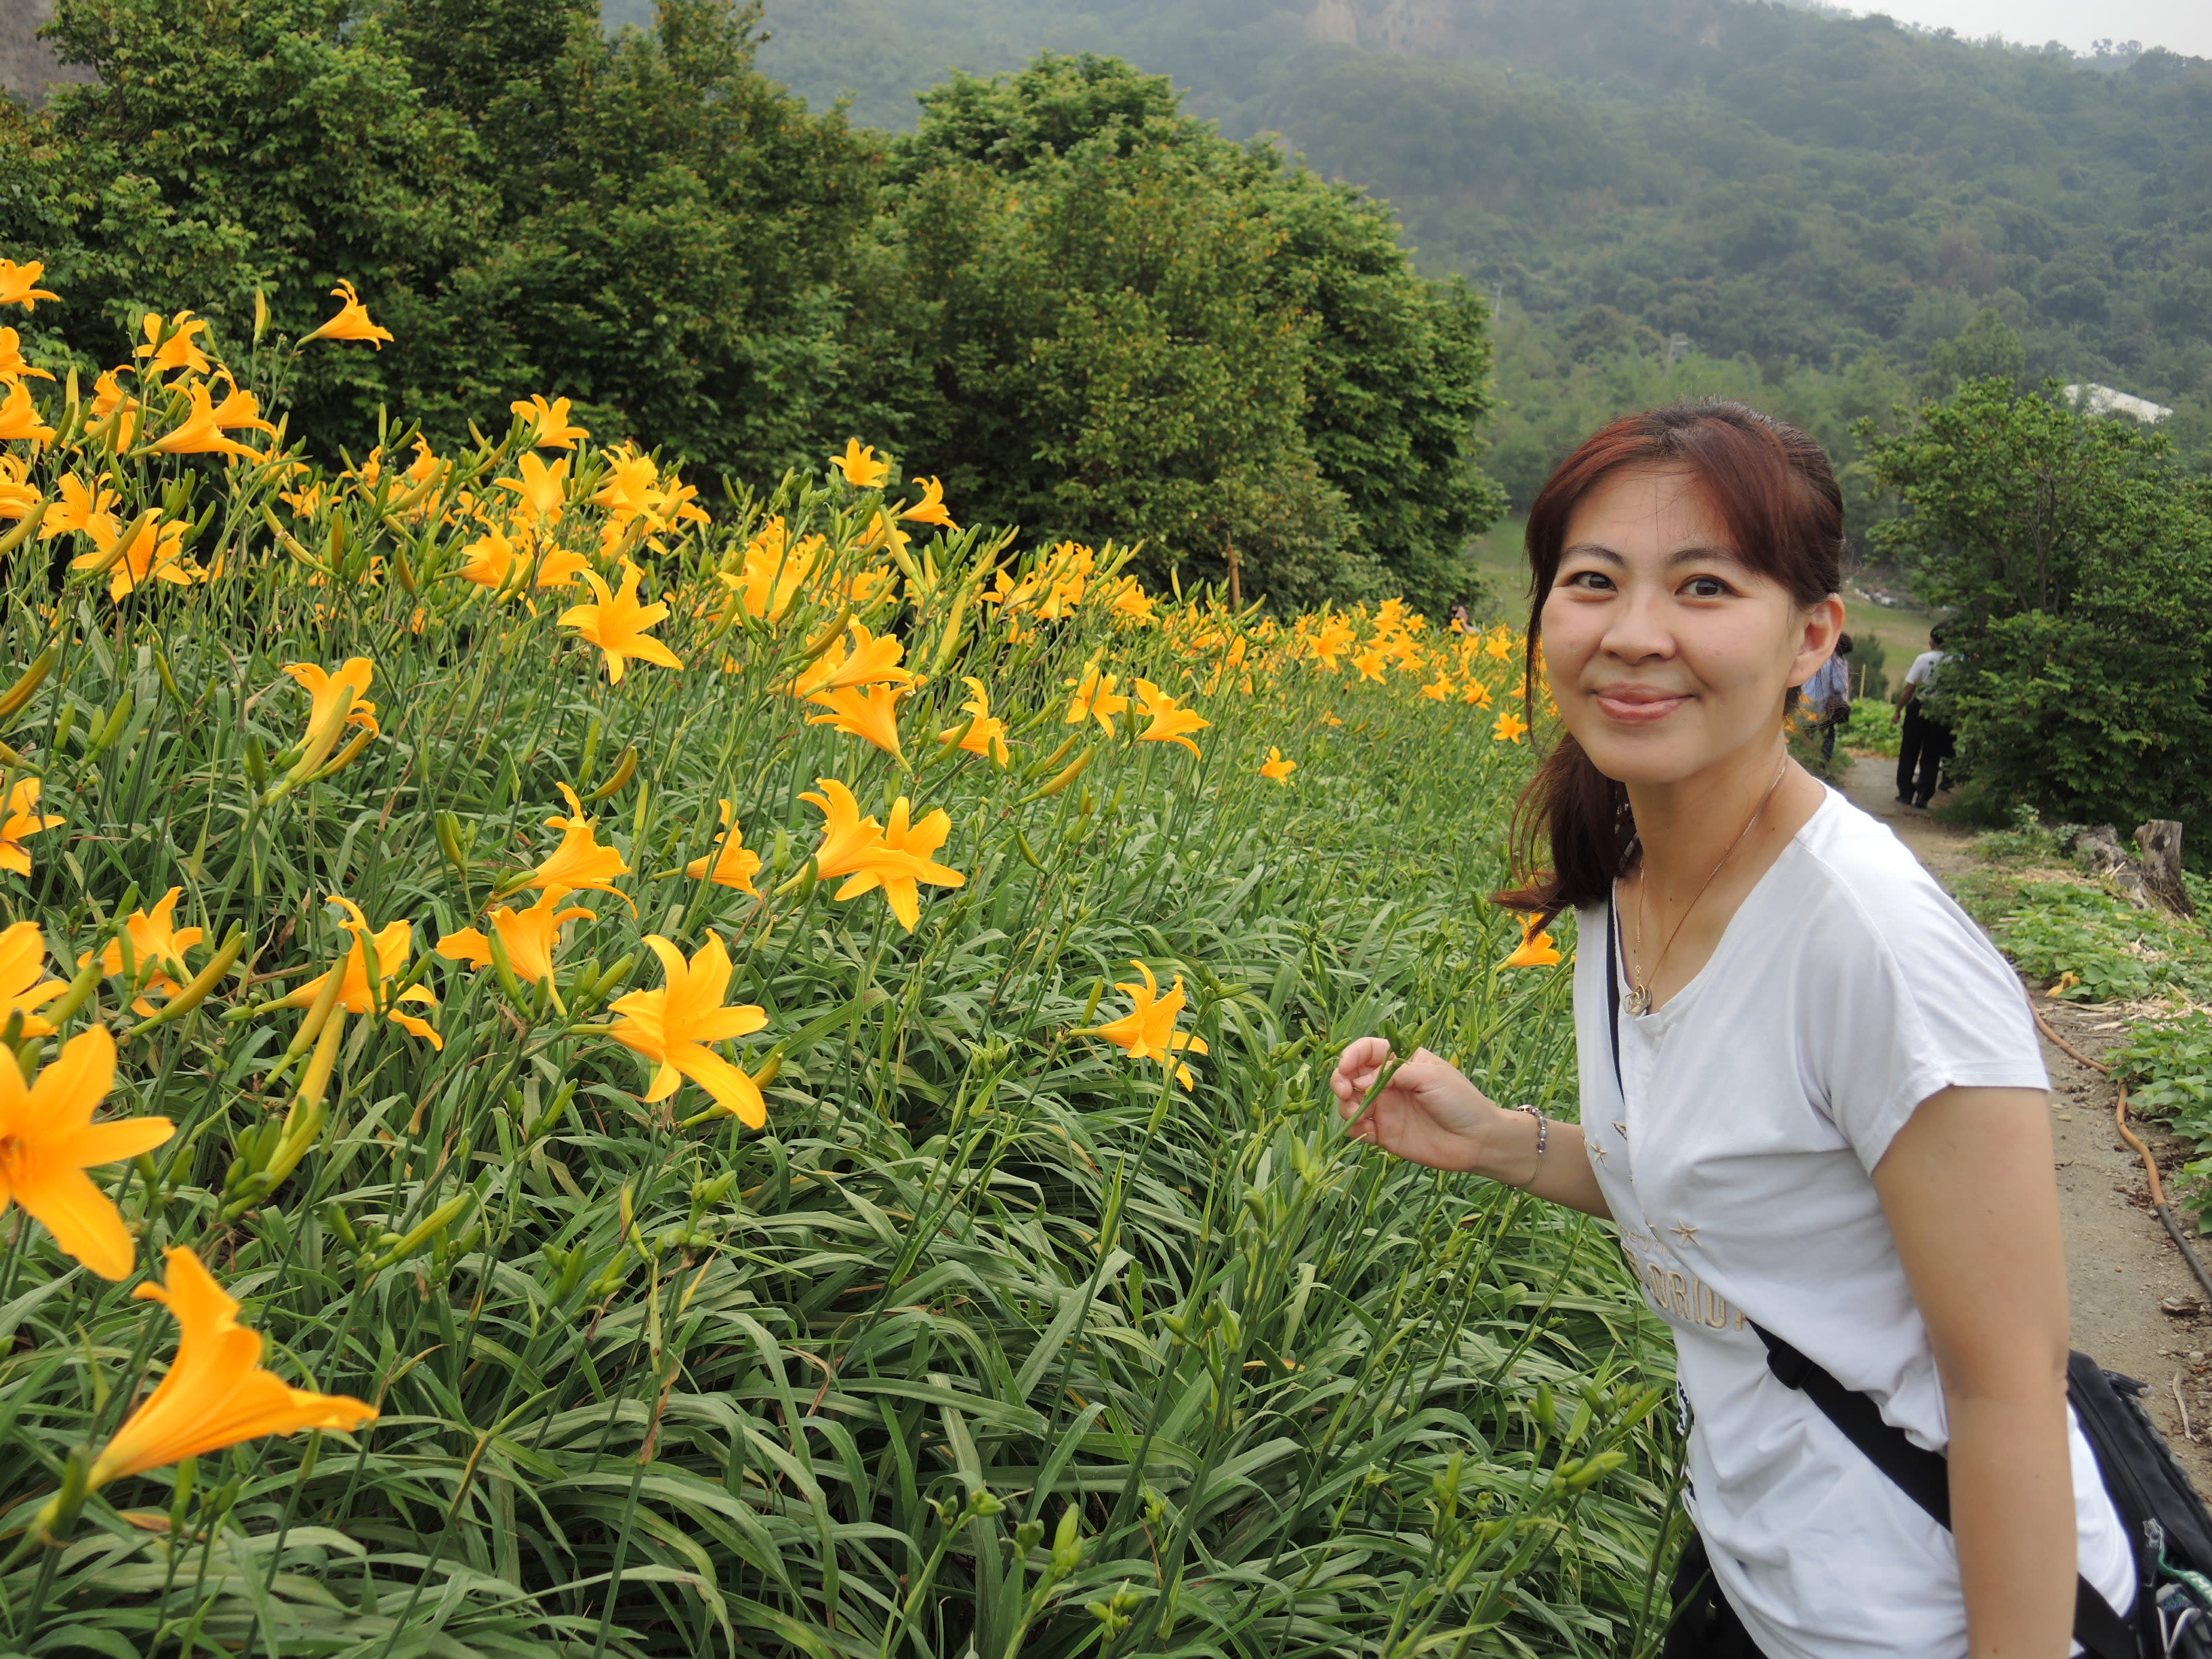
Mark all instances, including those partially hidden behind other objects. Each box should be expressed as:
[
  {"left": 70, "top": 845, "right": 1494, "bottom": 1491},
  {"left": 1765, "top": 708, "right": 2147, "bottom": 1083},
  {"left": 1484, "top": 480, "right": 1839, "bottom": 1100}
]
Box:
[{"left": 1891, "top": 626, "right": 1953, "bottom": 808}]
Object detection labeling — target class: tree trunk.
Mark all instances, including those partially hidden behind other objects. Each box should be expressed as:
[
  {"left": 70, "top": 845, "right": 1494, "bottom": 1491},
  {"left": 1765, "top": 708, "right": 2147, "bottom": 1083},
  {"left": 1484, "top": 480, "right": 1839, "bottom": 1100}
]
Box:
[
  {"left": 1225, "top": 537, "right": 1242, "bottom": 611},
  {"left": 2072, "top": 825, "right": 2157, "bottom": 911},
  {"left": 2135, "top": 821, "right": 2196, "bottom": 919}
]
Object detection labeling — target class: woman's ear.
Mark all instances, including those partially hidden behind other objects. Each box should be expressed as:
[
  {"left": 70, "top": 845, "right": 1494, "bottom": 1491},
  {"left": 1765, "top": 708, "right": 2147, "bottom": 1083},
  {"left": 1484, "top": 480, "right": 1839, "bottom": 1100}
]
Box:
[{"left": 1789, "top": 593, "right": 1847, "bottom": 685}]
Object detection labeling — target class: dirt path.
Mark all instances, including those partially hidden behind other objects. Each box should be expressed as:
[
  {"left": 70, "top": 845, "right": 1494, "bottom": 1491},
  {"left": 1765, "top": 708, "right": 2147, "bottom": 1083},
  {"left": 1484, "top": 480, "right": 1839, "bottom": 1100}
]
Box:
[{"left": 1839, "top": 756, "right": 2212, "bottom": 1481}]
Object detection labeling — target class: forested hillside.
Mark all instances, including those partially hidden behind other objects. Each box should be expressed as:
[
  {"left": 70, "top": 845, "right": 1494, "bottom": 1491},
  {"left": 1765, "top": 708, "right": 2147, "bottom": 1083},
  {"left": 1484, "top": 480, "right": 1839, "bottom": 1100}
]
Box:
[{"left": 661, "top": 0, "right": 2212, "bottom": 498}]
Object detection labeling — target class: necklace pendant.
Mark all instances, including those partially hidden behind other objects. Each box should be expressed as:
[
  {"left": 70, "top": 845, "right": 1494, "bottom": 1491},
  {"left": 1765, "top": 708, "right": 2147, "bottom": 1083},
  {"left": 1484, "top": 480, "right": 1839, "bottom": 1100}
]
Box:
[{"left": 1626, "top": 984, "right": 1652, "bottom": 1017}]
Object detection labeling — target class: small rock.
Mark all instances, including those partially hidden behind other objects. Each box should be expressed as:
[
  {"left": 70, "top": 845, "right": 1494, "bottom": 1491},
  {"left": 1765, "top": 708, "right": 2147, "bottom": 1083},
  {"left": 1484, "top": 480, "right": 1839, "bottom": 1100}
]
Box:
[{"left": 2166, "top": 1296, "right": 2207, "bottom": 1317}]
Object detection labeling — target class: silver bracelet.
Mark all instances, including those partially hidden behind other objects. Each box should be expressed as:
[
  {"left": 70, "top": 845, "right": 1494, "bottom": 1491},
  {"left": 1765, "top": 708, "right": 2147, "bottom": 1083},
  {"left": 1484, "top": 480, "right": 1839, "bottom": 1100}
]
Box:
[{"left": 1505, "top": 1105, "right": 1548, "bottom": 1189}]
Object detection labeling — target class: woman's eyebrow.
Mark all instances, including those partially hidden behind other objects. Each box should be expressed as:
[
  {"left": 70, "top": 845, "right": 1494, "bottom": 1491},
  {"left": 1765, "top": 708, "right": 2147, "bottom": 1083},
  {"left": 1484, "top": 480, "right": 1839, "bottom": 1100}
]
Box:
[
  {"left": 1559, "top": 541, "right": 1624, "bottom": 564},
  {"left": 1664, "top": 543, "right": 1745, "bottom": 568}
]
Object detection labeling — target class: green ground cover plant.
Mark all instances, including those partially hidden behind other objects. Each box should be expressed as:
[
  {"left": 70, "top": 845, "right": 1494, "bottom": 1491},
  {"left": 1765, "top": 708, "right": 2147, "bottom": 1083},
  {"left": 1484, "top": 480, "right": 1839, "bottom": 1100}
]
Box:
[{"left": 0, "top": 296, "right": 1675, "bottom": 1656}]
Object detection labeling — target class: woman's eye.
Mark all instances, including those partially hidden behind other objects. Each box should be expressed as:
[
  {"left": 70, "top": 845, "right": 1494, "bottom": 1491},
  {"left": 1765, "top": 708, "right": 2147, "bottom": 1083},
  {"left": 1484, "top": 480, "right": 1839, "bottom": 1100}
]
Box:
[
  {"left": 1563, "top": 570, "right": 1615, "bottom": 592},
  {"left": 1683, "top": 575, "right": 1730, "bottom": 598}
]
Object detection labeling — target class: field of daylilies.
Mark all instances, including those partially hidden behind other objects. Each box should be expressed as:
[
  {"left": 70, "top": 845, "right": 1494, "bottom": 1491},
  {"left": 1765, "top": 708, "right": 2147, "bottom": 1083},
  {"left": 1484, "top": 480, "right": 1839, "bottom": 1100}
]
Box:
[{"left": 0, "top": 263, "right": 1675, "bottom": 1659}]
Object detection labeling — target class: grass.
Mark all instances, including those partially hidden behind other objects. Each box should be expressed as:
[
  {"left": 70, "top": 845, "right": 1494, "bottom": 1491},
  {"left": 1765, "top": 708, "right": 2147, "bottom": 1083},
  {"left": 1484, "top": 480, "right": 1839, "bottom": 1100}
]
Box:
[{"left": 0, "top": 313, "right": 1679, "bottom": 1656}]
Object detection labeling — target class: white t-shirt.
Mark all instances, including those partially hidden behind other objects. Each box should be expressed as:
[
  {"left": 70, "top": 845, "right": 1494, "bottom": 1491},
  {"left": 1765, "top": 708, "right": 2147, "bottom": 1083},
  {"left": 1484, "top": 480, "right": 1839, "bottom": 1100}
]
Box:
[
  {"left": 1576, "top": 788, "right": 2131, "bottom": 1659},
  {"left": 1904, "top": 649, "right": 1945, "bottom": 689}
]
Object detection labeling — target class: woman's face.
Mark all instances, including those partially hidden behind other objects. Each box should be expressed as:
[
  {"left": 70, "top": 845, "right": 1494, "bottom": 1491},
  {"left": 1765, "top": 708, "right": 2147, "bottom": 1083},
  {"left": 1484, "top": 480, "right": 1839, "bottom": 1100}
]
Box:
[{"left": 1541, "top": 466, "right": 1841, "bottom": 787}]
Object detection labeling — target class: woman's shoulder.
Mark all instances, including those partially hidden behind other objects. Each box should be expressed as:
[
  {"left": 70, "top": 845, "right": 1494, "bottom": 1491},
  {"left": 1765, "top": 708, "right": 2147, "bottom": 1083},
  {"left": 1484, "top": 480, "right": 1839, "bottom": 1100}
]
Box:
[{"left": 1786, "top": 789, "right": 2013, "bottom": 985}]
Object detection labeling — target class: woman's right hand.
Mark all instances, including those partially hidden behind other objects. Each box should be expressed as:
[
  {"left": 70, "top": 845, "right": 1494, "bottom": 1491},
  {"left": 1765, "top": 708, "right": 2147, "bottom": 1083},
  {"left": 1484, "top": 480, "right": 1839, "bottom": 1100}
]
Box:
[{"left": 1330, "top": 1038, "right": 1514, "bottom": 1175}]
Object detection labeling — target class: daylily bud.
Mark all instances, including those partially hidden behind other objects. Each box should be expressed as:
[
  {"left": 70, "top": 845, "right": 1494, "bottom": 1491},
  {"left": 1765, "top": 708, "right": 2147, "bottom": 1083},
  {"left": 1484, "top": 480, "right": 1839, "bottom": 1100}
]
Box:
[{"left": 0, "top": 646, "right": 56, "bottom": 728}]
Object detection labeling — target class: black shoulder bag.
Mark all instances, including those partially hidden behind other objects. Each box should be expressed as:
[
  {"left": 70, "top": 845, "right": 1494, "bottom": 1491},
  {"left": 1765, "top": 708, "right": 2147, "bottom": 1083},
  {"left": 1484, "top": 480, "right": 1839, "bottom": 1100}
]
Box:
[{"left": 1605, "top": 900, "right": 2212, "bottom": 1658}]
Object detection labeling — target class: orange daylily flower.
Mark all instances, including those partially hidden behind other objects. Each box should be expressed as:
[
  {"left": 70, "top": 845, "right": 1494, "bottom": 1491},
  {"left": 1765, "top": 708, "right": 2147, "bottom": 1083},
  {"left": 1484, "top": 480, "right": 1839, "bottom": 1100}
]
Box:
[
  {"left": 510, "top": 394, "right": 588, "bottom": 450},
  {"left": 1308, "top": 618, "right": 1355, "bottom": 672},
  {"left": 609, "top": 934, "right": 770, "bottom": 1126},
  {"left": 1081, "top": 960, "right": 1209, "bottom": 1090},
  {"left": 834, "top": 796, "right": 966, "bottom": 931},
  {"left": 1108, "top": 579, "right": 1158, "bottom": 626},
  {"left": 1493, "top": 711, "right": 1529, "bottom": 743},
  {"left": 88, "top": 1246, "right": 376, "bottom": 1489},
  {"left": 900, "top": 475, "right": 957, "bottom": 530},
  {"left": 40, "top": 472, "right": 119, "bottom": 543},
  {"left": 0, "top": 779, "right": 64, "bottom": 878},
  {"left": 1132, "top": 679, "right": 1209, "bottom": 758},
  {"left": 525, "top": 783, "right": 634, "bottom": 907},
  {"left": 0, "top": 327, "right": 53, "bottom": 383},
  {"left": 806, "top": 683, "right": 907, "bottom": 762},
  {"left": 457, "top": 524, "right": 588, "bottom": 592},
  {"left": 0, "top": 921, "right": 67, "bottom": 1037},
  {"left": 0, "top": 380, "right": 56, "bottom": 446},
  {"left": 134, "top": 311, "right": 213, "bottom": 377},
  {"left": 721, "top": 518, "right": 819, "bottom": 622},
  {"left": 437, "top": 886, "right": 594, "bottom": 985},
  {"left": 1065, "top": 668, "right": 1130, "bottom": 737},
  {"left": 144, "top": 380, "right": 266, "bottom": 459},
  {"left": 73, "top": 512, "right": 205, "bottom": 600},
  {"left": 81, "top": 887, "right": 204, "bottom": 1016},
  {"left": 1351, "top": 646, "right": 1387, "bottom": 684},
  {"left": 1259, "top": 747, "right": 1296, "bottom": 783},
  {"left": 561, "top": 559, "right": 682, "bottom": 682},
  {"left": 1486, "top": 632, "right": 1515, "bottom": 660},
  {"left": 0, "top": 1027, "right": 173, "bottom": 1279},
  {"left": 0, "top": 260, "right": 59, "bottom": 310},
  {"left": 936, "top": 676, "right": 1010, "bottom": 766},
  {"left": 686, "top": 801, "right": 763, "bottom": 894},
  {"left": 0, "top": 455, "right": 34, "bottom": 520},
  {"left": 1462, "top": 680, "right": 1494, "bottom": 709},
  {"left": 273, "top": 897, "right": 442, "bottom": 1048},
  {"left": 1420, "top": 674, "right": 1455, "bottom": 701},
  {"left": 1500, "top": 914, "right": 1563, "bottom": 969},
  {"left": 495, "top": 452, "right": 571, "bottom": 523},
  {"left": 792, "top": 621, "right": 914, "bottom": 699},
  {"left": 832, "top": 439, "right": 889, "bottom": 489},
  {"left": 298, "top": 279, "right": 392, "bottom": 348},
  {"left": 281, "top": 658, "right": 378, "bottom": 779},
  {"left": 801, "top": 777, "right": 885, "bottom": 881}
]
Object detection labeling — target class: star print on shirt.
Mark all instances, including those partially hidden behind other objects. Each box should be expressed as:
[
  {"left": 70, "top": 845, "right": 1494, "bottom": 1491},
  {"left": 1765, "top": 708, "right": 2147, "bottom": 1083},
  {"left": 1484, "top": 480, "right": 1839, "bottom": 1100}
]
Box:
[
  {"left": 1611, "top": 1120, "right": 1627, "bottom": 1139},
  {"left": 1589, "top": 1139, "right": 1608, "bottom": 1162},
  {"left": 1671, "top": 1221, "right": 1700, "bottom": 1247}
]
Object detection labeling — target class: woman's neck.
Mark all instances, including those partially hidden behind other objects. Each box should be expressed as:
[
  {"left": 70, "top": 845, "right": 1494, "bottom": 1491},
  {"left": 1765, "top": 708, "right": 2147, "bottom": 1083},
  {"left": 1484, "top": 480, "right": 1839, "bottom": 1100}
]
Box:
[{"left": 1624, "top": 734, "right": 1799, "bottom": 899}]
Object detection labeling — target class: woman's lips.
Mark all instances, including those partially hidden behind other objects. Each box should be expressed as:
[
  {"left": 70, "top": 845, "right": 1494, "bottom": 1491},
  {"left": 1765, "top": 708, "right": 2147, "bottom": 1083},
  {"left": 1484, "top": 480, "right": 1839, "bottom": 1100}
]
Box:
[{"left": 1593, "top": 687, "right": 1689, "bottom": 724}]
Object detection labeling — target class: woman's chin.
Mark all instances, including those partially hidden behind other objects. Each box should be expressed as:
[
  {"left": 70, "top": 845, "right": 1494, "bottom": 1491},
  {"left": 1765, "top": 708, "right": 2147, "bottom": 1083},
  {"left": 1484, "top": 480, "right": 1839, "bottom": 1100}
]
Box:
[{"left": 1578, "top": 733, "right": 1711, "bottom": 787}]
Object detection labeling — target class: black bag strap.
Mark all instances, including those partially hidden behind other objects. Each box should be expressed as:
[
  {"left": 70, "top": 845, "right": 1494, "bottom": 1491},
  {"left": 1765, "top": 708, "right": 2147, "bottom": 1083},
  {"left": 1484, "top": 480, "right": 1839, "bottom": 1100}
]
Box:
[{"left": 1605, "top": 899, "right": 2137, "bottom": 1658}]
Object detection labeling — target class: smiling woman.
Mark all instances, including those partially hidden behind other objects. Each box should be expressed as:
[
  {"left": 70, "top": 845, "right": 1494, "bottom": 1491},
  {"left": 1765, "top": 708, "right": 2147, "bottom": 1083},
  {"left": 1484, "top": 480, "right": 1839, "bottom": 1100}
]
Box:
[{"left": 1333, "top": 401, "right": 2140, "bottom": 1658}]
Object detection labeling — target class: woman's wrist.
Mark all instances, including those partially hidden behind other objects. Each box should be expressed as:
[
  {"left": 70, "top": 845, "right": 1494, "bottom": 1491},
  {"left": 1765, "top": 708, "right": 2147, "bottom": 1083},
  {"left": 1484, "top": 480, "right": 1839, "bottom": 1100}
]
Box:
[{"left": 1472, "top": 1102, "right": 1546, "bottom": 1186}]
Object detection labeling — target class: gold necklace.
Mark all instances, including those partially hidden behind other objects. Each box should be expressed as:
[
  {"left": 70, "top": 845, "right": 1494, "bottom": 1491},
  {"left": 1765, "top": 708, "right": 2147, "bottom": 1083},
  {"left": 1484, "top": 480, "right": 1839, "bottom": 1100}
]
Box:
[{"left": 1624, "top": 754, "right": 1790, "bottom": 1017}]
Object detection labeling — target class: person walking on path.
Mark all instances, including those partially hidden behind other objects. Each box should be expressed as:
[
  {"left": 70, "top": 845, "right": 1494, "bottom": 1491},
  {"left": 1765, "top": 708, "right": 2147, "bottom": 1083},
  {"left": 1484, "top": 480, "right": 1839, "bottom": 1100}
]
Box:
[
  {"left": 1891, "top": 627, "right": 1953, "bottom": 809},
  {"left": 1802, "top": 631, "right": 1853, "bottom": 762},
  {"left": 1332, "top": 402, "right": 2129, "bottom": 1658}
]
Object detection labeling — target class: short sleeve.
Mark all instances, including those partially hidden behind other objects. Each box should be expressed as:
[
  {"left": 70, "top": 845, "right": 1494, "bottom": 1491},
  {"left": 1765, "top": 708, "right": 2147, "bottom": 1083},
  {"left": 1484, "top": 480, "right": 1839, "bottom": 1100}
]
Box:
[{"left": 1801, "top": 857, "right": 2048, "bottom": 1173}]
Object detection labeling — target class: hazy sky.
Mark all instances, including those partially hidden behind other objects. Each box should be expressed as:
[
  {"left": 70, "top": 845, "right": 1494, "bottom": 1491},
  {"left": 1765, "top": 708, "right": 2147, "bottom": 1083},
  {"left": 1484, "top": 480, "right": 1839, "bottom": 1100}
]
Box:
[{"left": 1862, "top": 0, "right": 2212, "bottom": 58}]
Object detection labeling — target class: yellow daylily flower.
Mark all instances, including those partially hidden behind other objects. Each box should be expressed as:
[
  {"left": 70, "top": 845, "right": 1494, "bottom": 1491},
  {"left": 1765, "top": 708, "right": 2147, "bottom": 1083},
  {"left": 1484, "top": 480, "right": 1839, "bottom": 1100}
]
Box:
[
  {"left": 1132, "top": 678, "right": 1209, "bottom": 758},
  {"left": 525, "top": 783, "right": 634, "bottom": 905},
  {"left": 806, "top": 683, "right": 907, "bottom": 761},
  {"left": 437, "top": 886, "right": 594, "bottom": 985},
  {"left": 1259, "top": 747, "right": 1296, "bottom": 784},
  {"left": 510, "top": 394, "right": 588, "bottom": 450},
  {"left": 1080, "top": 960, "right": 1208, "bottom": 1090},
  {"left": 792, "top": 621, "right": 913, "bottom": 699},
  {"left": 0, "top": 1027, "right": 173, "bottom": 1280},
  {"left": 1420, "top": 674, "right": 1455, "bottom": 701},
  {"left": 0, "top": 921, "right": 67, "bottom": 1036},
  {"left": 298, "top": 279, "right": 392, "bottom": 348},
  {"left": 72, "top": 512, "right": 205, "bottom": 600},
  {"left": 686, "top": 801, "right": 763, "bottom": 894},
  {"left": 81, "top": 887, "right": 204, "bottom": 1016},
  {"left": 1500, "top": 914, "right": 1563, "bottom": 969},
  {"left": 899, "top": 474, "right": 957, "bottom": 530},
  {"left": 144, "top": 380, "right": 266, "bottom": 459},
  {"left": 721, "top": 518, "right": 818, "bottom": 622},
  {"left": 1493, "top": 711, "right": 1529, "bottom": 743},
  {"left": 1065, "top": 668, "right": 1129, "bottom": 737},
  {"left": 1351, "top": 645, "right": 1387, "bottom": 684},
  {"left": 832, "top": 439, "right": 889, "bottom": 489},
  {"left": 560, "top": 558, "right": 684, "bottom": 682},
  {"left": 274, "top": 897, "right": 442, "bottom": 1049},
  {"left": 1462, "top": 680, "right": 1494, "bottom": 709},
  {"left": 609, "top": 934, "right": 769, "bottom": 1127},
  {"left": 280, "top": 658, "right": 378, "bottom": 778},
  {"left": 937, "top": 676, "right": 1010, "bottom": 766},
  {"left": 0, "top": 777, "right": 65, "bottom": 877},
  {"left": 833, "top": 796, "right": 965, "bottom": 932},
  {"left": 0, "top": 327, "right": 54, "bottom": 383},
  {"left": 39, "top": 472, "right": 119, "bottom": 543},
  {"left": 87, "top": 1247, "right": 376, "bottom": 1489},
  {"left": 0, "top": 380, "right": 56, "bottom": 446},
  {"left": 495, "top": 452, "right": 570, "bottom": 523},
  {"left": 134, "top": 311, "right": 213, "bottom": 377},
  {"left": 0, "top": 259, "right": 59, "bottom": 310}
]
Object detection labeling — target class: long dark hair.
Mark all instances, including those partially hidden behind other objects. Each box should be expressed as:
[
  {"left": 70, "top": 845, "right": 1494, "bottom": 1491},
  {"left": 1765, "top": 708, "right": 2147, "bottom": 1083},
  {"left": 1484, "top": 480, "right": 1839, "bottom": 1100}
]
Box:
[{"left": 1493, "top": 399, "right": 1845, "bottom": 922}]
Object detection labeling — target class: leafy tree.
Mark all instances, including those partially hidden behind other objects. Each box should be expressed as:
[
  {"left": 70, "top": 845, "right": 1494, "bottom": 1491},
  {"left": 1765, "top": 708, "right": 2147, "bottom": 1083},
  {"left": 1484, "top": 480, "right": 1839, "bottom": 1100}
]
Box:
[
  {"left": 1860, "top": 379, "right": 2212, "bottom": 832},
  {"left": 878, "top": 53, "right": 1502, "bottom": 610}
]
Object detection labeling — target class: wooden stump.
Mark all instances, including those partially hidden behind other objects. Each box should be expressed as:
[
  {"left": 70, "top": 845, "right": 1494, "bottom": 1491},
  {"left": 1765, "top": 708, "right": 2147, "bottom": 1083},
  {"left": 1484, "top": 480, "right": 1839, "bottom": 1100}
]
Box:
[
  {"left": 2073, "top": 825, "right": 2157, "bottom": 911},
  {"left": 2136, "top": 820, "right": 2196, "bottom": 919}
]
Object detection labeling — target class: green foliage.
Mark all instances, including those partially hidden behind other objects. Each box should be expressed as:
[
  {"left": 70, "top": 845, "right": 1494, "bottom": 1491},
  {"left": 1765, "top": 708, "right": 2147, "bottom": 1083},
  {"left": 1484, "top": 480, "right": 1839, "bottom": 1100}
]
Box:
[
  {"left": 1973, "top": 802, "right": 2067, "bottom": 864},
  {"left": 741, "top": 0, "right": 2212, "bottom": 468},
  {"left": 2115, "top": 1012, "right": 2212, "bottom": 1132},
  {"left": 1959, "top": 876, "right": 2212, "bottom": 1005},
  {"left": 1860, "top": 379, "right": 2212, "bottom": 832},
  {"left": 877, "top": 54, "right": 1503, "bottom": 611}
]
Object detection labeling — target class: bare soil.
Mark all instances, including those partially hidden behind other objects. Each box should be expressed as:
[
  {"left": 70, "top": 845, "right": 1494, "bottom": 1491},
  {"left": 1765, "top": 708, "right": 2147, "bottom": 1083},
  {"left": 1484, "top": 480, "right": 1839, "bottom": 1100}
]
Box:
[{"left": 1838, "top": 756, "right": 2212, "bottom": 1483}]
